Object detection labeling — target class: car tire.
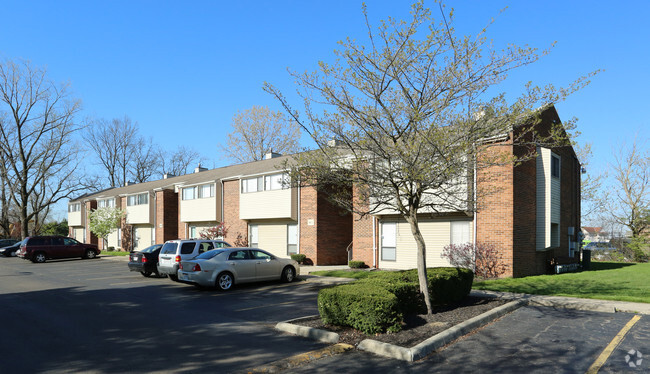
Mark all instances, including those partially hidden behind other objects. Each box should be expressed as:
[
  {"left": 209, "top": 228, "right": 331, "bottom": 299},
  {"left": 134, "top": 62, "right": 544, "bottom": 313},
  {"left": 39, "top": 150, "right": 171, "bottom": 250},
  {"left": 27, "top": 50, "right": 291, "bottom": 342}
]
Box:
[
  {"left": 169, "top": 274, "right": 179, "bottom": 282},
  {"left": 84, "top": 249, "right": 97, "bottom": 259},
  {"left": 216, "top": 272, "right": 234, "bottom": 291},
  {"left": 140, "top": 271, "right": 152, "bottom": 277},
  {"left": 281, "top": 266, "right": 296, "bottom": 283},
  {"left": 33, "top": 252, "right": 47, "bottom": 263}
]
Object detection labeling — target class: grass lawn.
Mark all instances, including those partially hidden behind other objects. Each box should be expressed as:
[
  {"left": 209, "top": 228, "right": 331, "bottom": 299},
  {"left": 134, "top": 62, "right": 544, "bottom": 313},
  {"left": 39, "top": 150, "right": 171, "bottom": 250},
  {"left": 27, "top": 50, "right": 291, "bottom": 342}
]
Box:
[
  {"left": 313, "top": 262, "right": 650, "bottom": 303},
  {"left": 100, "top": 251, "right": 130, "bottom": 256},
  {"left": 474, "top": 261, "right": 650, "bottom": 303}
]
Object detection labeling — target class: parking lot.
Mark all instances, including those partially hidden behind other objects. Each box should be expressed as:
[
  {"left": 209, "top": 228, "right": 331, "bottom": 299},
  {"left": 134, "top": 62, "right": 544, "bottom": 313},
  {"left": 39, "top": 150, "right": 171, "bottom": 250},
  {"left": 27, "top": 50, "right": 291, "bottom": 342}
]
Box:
[{"left": 1, "top": 255, "right": 648, "bottom": 373}]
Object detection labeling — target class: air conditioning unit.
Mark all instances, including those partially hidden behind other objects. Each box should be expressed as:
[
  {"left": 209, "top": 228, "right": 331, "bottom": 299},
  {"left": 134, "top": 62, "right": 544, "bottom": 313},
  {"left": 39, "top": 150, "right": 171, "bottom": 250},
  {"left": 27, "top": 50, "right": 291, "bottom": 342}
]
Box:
[
  {"left": 568, "top": 227, "right": 575, "bottom": 236},
  {"left": 569, "top": 241, "right": 577, "bottom": 257}
]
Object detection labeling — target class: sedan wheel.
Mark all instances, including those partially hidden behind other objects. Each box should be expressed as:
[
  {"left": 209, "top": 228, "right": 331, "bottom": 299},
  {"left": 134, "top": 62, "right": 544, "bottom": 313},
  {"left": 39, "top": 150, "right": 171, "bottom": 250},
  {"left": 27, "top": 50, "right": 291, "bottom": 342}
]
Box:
[
  {"left": 85, "top": 249, "right": 97, "bottom": 259},
  {"left": 216, "top": 272, "right": 234, "bottom": 291},
  {"left": 281, "top": 266, "right": 295, "bottom": 282},
  {"left": 140, "top": 271, "right": 152, "bottom": 277}
]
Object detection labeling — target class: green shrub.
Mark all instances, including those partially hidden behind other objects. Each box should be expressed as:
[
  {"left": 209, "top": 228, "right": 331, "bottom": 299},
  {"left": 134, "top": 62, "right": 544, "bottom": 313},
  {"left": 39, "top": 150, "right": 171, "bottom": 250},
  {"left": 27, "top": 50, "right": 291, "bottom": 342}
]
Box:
[
  {"left": 290, "top": 254, "right": 307, "bottom": 264},
  {"left": 359, "top": 276, "right": 423, "bottom": 314},
  {"left": 107, "top": 246, "right": 115, "bottom": 252},
  {"left": 318, "top": 283, "right": 402, "bottom": 334},
  {"left": 348, "top": 260, "right": 366, "bottom": 268},
  {"left": 373, "top": 267, "right": 474, "bottom": 305}
]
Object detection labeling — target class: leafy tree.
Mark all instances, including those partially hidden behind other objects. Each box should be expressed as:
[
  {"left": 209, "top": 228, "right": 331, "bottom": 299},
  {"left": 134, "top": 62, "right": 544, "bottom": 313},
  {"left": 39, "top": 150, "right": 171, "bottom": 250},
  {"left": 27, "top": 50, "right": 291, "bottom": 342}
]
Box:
[
  {"left": 265, "top": 1, "right": 595, "bottom": 314},
  {"left": 88, "top": 207, "right": 124, "bottom": 249},
  {"left": 199, "top": 222, "right": 229, "bottom": 240},
  {"left": 40, "top": 219, "right": 70, "bottom": 236},
  {"left": 0, "top": 58, "right": 90, "bottom": 238},
  {"left": 225, "top": 105, "right": 301, "bottom": 163}
]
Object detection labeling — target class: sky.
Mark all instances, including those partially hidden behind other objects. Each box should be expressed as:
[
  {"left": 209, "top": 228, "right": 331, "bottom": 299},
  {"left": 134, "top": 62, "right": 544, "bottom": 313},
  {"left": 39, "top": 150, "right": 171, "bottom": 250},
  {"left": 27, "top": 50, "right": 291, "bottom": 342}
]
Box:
[{"left": 1, "top": 0, "right": 648, "bottom": 222}]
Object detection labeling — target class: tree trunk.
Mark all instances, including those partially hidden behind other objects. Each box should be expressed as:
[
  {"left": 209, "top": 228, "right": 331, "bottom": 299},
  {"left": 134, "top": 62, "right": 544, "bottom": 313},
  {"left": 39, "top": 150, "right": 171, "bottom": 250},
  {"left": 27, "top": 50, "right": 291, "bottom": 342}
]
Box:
[{"left": 405, "top": 210, "right": 433, "bottom": 315}]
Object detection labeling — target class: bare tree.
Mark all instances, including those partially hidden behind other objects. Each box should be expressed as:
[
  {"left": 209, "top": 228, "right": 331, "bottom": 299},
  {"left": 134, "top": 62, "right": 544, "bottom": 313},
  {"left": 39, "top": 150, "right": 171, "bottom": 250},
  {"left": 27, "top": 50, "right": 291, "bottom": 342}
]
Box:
[
  {"left": 575, "top": 142, "right": 604, "bottom": 223},
  {"left": 132, "top": 136, "right": 159, "bottom": 183},
  {"left": 605, "top": 137, "right": 649, "bottom": 238},
  {"left": 0, "top": 58, "right": 89, "bottom": 238},
  {"left": 83, "top": 116, "right": 141, "bottom": 187},
  {"left": 265, "top": 1, "right": 595, "bottom": 314},
  {"left": 225, "top": 105, "right": 301, "bottom": 162},
  {"left": 157, "top": 146, "right": 206, "bottom": 177}
]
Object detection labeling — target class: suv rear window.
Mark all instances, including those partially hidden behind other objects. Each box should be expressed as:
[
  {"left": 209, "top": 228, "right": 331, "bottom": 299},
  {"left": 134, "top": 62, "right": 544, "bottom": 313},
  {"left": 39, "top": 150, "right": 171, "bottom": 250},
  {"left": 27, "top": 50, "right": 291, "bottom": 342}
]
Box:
[
  {"left": 160, "top": 242, "right": 178, "bottom": 255},
  {"left": 180, "top": 242, "right": 196, "bottom": 254}
]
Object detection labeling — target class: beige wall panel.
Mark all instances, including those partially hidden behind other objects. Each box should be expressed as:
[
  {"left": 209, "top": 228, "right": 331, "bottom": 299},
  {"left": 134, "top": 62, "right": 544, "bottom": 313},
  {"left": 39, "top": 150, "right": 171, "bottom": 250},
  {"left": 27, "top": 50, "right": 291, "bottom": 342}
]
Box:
[
  {"left": 126, "top": 203, "right": 151, "bottom": 224},
  {"left": 180, "top": 197, "right": 218, "bottom": 223},
  {"left": 68, "top": 211, "right": 82, "bottom": 226},
  {"left": 240, "top": 189, "right": 293, "bottom": 220},
  {"left": 257, "top": 222, "right": 289, "bottom": 259}
]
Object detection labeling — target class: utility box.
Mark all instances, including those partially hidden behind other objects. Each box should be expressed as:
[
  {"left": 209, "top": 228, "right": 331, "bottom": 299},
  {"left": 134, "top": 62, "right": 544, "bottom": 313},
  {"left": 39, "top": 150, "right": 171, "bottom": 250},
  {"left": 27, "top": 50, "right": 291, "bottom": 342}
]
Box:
[{"left": 582, "top": 249, "right": 591, "bottom": 270}]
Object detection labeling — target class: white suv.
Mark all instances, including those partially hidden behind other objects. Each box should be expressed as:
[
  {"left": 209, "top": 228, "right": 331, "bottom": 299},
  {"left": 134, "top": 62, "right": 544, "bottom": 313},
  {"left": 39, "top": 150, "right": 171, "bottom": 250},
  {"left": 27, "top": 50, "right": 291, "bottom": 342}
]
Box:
[{"left": 158, "top": 239, "right": 231, "bottom": 281}]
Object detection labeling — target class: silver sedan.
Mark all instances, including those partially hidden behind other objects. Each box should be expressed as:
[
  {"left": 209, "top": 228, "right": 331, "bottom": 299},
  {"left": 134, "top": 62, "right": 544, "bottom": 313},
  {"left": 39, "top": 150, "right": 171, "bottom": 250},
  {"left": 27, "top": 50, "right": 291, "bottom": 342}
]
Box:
[{"left": 177, "top": 247, "right": 300, "bottom": 290}]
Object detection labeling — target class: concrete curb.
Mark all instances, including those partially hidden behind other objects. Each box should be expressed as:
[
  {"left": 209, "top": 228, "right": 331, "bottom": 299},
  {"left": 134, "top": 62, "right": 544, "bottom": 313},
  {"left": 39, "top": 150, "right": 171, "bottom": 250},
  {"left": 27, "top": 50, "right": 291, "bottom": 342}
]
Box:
[
  {"left": 357, "top": 299, "right": 526, "bottom": 361},
  {"left": 241, "top": 343, "right": 354, "bottom": 373},
  {"left": 275, "top": 321, "right": 340, "bottom": 344}
]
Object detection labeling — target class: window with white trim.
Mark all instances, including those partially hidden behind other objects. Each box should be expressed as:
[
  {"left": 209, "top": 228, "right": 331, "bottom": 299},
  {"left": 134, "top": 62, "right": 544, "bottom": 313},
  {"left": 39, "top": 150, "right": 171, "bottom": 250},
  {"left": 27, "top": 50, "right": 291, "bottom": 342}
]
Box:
[
  {"left": 242, "top": 173, "right": 289, "bottom": 193},
  {"left": 127, "top": 193, "right": 148, "bottom": 206},
  {"left": 182, "top": 183, "right": 215, "bottom": 200},
  {"left": 68, "top": 203, "right": 81, "bottom": 212},
  {"left": 249, "top": 224, "right": 259, "bottom": 248},
  {"left": 451, "top": 221, "right": 470, "bottom": 245},
  {"left": 287, "top": 224, "right": 298, "bottom": 255},
  {"left": 98, "top": 198, "right": 115, "bottom": 208},
  {"left": 381, "top": 222, "right": 397, "bottom": 261},
  {"left": 551, "top": 155, "right": 560, "bottom": 179}
]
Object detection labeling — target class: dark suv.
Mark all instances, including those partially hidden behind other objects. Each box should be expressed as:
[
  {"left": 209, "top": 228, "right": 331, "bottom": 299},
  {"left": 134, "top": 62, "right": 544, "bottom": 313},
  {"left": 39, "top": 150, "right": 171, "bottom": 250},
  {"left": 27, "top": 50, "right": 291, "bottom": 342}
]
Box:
[{"left": 17, "top": 236, "right": 100, "bottom": 263}]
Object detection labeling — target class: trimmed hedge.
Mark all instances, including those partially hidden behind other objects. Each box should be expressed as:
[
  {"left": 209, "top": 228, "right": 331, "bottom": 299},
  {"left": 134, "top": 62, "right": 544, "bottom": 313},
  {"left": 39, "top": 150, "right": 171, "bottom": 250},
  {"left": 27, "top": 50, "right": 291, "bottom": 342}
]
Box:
[
  {"left": 290, "top": 254, "right": 307, "bottom": 264},
  {"left": 348, "top": 260, "right": 366, "bottom": 268},
  {"left": 318, "top": 283, "right": 402, "bottom": 334},
  {"left": 317, "top": 267, "right": 474, "bottom": 333}
]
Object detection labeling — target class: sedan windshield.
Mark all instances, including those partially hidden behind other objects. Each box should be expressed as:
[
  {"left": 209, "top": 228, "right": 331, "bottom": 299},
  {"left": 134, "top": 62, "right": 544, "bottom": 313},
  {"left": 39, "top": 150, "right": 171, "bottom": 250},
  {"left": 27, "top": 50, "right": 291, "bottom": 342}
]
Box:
[{"left": 195, "top": 249, "right": 223, "bottom": 260}]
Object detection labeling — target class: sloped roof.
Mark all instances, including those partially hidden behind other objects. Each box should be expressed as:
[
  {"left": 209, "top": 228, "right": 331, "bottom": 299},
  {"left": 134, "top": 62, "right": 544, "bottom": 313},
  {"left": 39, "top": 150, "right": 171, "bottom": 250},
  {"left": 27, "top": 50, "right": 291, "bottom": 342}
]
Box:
[{"left": 71, "top": 154, "right": 296, "bottom": 203}]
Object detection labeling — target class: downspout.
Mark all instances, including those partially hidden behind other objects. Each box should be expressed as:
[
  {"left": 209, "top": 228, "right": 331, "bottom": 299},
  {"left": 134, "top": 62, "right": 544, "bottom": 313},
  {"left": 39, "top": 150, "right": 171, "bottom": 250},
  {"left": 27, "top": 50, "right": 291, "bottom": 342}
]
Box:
[
  {"left": 473, "top": 155, "right": 478, "bottom": 253},
  {"left": 297, "top": 182, "right": 301, "bottom": 254},
  {"left": 152, "top": 192, "right": 156, "bottom": 244},
  {"left": 372, "top": 216, "right": 377, "bottom": 268}
]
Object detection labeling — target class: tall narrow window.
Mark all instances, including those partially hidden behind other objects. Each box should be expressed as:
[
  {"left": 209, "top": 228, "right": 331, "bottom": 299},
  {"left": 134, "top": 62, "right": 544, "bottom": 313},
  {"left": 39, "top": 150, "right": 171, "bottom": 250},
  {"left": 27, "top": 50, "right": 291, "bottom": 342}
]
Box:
[
  {"left": 551, "top": 155, "right": 560, "bottom": 178},
  {"left": 249, "top": 224, "right": 259, "bottom": 248},
  {"left": 287, "top": 224, "right": 298, "bottom": 255},
  {"left": 381, "top": 222, "right": 397, "bottom": 261}
]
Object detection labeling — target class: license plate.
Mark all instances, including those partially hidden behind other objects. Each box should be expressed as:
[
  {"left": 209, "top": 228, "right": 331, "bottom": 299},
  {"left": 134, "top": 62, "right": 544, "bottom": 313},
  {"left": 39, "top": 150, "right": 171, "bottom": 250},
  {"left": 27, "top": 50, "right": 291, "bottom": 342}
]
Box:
[{"left": 180, "top": 274, "right": 189, "bottom": 281}]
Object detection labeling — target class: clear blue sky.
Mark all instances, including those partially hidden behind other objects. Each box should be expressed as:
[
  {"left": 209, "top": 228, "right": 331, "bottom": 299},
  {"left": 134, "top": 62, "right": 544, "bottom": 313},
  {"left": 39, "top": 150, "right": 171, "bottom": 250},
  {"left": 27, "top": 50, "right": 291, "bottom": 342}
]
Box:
[{"left": 2, "top": 0, "right": 648, "bottom": 220}]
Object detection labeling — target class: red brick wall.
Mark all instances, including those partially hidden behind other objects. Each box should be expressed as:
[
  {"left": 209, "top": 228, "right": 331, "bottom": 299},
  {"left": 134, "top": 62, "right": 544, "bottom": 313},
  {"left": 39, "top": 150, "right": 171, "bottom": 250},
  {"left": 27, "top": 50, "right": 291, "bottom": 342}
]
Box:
[
  {"left": 351, "top": 184, "right": 376, "bottom": 268},
  {"left": 299, "top": 185, "right": 318, "bottom": 264},
  {"left": 475, "top": 142, "right": 515, "bottom": 277},
  {"left": 156, "top": 189, "right": 178, "bottom": 243},
  {"left": 316, "top": 188, "right": 352, "bottom": 265},
  {"left": 84, "top": 201, "right": 98, "bottom": 245},
  {"left": 223, "top": 180, "right": 248, "bottom": 246},
  {"left": 512, "top": 144, "right": 540, "bottom": 277},
  {"left": 120, "top": 197, "right": 133, "bottom": 252}
]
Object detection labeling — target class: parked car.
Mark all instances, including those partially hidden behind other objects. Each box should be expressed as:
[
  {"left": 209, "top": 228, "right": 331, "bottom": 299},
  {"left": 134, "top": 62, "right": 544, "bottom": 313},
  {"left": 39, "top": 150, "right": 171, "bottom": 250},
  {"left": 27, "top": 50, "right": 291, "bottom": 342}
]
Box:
[
  {"left": 1, "top": 240, "right": 24, "bottom": 257},
  {"left": 177, "top": 247, "right": 299, "bottom": 290},
  {"left": 157, "top": 239, "right": 231, "bottom": 281},
  {"left": 0, "top": 238, "right": 19, "bottom": 248},
  {"left": 128, "top": 244, "right": 164, "bottom": 277},
  {"left": 17, "top": 236, "right": 100, "bottom": 263}
]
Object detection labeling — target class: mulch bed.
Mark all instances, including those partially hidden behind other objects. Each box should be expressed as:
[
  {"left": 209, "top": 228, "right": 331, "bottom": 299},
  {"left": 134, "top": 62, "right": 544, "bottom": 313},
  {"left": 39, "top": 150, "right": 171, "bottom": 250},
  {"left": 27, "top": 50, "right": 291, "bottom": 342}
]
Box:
[{"left": 294, "top": 296, "right": 508, "bottom": 347}]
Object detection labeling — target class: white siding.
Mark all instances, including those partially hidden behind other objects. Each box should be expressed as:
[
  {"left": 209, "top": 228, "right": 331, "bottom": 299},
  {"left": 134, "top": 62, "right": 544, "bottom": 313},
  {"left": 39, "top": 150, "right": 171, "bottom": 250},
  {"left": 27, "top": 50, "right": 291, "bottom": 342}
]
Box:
[
  {"left": 72, "top": 228, "right": 85, "bottom": 242},
  {"left": 240, "top": 188, "right": 295, "bottom": 220},
  {"left": 186, "top": 221, "right": 219, "bottom": 239},
  {"left": 68, "top": 211, "right": 82, "bottom": 226},
  {"left": 378, "top": 218, "right": 471, "bottom": 270},
  {"left": 106, "top": 230, "right": 120, "bottom": 249},
  {"left": 126, "top": 203, "right": 152, "bottom": 224},
  {"left": 132, "top": 225, "right": 153, "bottom": 251},
  {"left": 180, "top": 196, "right": 218, "bottom": 222},
  {"left": 536, "top": 148, "right": 561, "bottom": 250}
]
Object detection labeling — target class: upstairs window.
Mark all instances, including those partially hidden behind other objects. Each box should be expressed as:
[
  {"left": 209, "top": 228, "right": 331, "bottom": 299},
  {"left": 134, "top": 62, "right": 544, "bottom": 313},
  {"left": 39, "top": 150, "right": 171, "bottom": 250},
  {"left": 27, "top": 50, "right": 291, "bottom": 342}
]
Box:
[
  {"left": 182, "top": 183, "right": 215, "bottom": 200},
  {"left": 242, "top": 173, "right": 288, "bottom": 193},
  {"left": 551, "top": 155, "right": 560, "bottom": 179},
  {"left": 127, "top": 193, "right": 148, "bottom": 206},
  {"left": 98, "top": 198, "right": 115, "bottom": 208},
  {"left": 68, "top": 203, "right": 81, "bottom": 212}
]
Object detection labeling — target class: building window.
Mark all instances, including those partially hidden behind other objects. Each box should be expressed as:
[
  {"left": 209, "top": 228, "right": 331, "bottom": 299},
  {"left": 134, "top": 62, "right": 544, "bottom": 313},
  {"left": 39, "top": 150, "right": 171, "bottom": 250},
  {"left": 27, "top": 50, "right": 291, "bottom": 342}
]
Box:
[
  {"left": 249, "top": 224, "right": 259, "bottom": 248},
  {"left": 98, "top": 198, "right": 115, "bottom": 208},
  {"left": 451, "top": 221, "right": 470, "bottom": 245},
  {"left": 242, "top": 173, "right": 289, "bottom": 193},
  {"left": 183, "top": 183, "right": 215, "bottom": 200},
  {"left": 381, "top": 222, "right": 397, "bottom": 261},
  {"left": 551, "top": 155, "right": 560, "bottom": 178},
  {"left": 551, "top": 223, "right": 560, "bottom": 247},
  {"left": 68, "top": 203, "right": 81, "bottom": 212},
  {"left": 287, "top": 224, "right": 298, "bottom": 255},
  {"left": 189, "top": 226, "right": 197, "bottom": 238},
  {"left": 127, "top": 193, "right": 148, "bottom": 206}
]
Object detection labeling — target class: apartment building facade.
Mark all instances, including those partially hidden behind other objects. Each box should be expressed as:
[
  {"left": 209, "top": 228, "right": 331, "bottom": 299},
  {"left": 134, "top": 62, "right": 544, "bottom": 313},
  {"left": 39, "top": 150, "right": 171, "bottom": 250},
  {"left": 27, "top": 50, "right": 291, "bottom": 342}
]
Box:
[{"left": 69, "top": 105, "right": 580, "bottom": 277}]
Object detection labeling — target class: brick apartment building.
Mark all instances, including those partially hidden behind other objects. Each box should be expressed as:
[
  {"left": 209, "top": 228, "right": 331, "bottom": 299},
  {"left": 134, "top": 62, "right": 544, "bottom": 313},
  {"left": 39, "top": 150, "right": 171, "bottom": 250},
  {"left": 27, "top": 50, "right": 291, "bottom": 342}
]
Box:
[{"left": 69, "top": 104, "right": 580, "bottom": 277}]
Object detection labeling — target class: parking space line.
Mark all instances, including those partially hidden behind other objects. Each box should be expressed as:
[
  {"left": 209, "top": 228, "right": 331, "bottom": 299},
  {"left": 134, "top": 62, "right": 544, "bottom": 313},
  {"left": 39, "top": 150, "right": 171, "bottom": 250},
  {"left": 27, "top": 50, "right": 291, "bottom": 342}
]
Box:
[
  {"left": 235, "top": 301, "right": 296, "bottom": 312},
  {"left": 586, "top": 314, "right": 641, "bottom": 374}
]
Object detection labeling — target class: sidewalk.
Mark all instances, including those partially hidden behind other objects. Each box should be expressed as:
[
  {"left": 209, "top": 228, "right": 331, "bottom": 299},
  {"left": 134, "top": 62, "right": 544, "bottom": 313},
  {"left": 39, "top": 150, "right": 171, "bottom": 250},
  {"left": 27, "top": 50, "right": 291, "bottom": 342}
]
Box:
[{"left": 471, "top": 289, "right": 650, "bottom": 315}]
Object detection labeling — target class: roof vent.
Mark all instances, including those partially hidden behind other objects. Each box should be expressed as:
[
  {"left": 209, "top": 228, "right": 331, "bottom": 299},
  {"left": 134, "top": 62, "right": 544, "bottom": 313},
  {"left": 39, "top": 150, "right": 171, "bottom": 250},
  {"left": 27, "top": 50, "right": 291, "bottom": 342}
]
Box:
[
  {"left": 194, "top": 163, "right": 208, "bottom": 173},
  {"left": 264, "top": 152, "right": 282, "bottom": 160},
  {"left": 163, "top": 173, "right": 175, "bottom": 179},
  {"left": 124, "top": 181, "right": 134, "bottom": 186},
  {"left": 327, "top": 139, "right": 342, "bottom": 147}
]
